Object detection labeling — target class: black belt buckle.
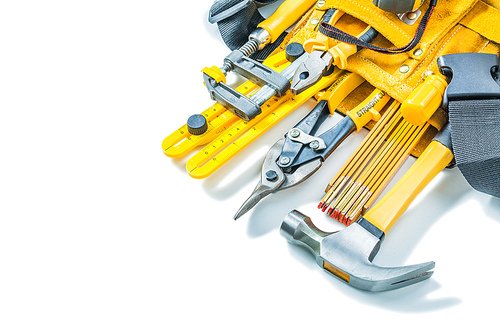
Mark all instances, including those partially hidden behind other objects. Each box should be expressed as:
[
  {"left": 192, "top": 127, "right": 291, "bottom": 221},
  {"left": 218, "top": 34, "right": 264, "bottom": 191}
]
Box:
[{"left": 437, "top": 53, "right": 500, "bottom": 109}]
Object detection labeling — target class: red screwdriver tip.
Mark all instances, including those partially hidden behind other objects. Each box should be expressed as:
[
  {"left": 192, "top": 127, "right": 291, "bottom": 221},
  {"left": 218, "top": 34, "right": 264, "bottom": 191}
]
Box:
[
  {"left": 318, "top": 202, "right": 323, "bottom": 209},
  {"left": 327, "top": 208, "right": 333, "bottom": 216},
  {"left": 333, "top": 210, "right": 340, "bottom": 220}
]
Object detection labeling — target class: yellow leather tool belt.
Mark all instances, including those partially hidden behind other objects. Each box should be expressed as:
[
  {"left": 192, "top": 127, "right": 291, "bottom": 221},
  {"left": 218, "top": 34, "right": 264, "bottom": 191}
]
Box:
[{"left": 273, "top": 0, "right": 500, "bottom": 156}]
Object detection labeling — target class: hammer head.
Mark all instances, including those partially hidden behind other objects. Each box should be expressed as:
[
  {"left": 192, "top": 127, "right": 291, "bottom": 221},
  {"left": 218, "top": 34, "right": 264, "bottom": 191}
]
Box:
[{"left": 280, "top": 210, "right": 435, "bottom": 292}]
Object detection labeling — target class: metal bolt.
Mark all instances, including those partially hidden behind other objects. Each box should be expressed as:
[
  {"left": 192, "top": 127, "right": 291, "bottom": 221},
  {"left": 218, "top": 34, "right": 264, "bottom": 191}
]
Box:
[
  {"left": 265, "top": 170, "right": 278, "bottom": 182},
  {"left": 309, "top": 141, "right": 320, "bottom": 150},
  {"left": 399, "top": 64, "right": 410, "bottom": 74},
  {"left": 290, "top": 129, "right": 301, "bottom": 138},
  {"left": 413, "top": 48, "right": 423, "bottom": 57},
  {"left": 425, "top": 70, "right": 435, "bottom": 77},
  {"left": 317, "top": 0, "right": 326, "bottom": 8},
  {"left": 311, "top": 17, "right": 320, "bottom": 25},
  {"left": 280, "top": 156, "right": 291, "bottom": 165}
]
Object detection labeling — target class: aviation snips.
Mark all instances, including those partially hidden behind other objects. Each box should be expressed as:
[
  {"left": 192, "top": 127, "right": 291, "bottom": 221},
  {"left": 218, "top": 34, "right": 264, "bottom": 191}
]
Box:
[{"left": 234, "top": 99, "right": 354, "bottom": 220}]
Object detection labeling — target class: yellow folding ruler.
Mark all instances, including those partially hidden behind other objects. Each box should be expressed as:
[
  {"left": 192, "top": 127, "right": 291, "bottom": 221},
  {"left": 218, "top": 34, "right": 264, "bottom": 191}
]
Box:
[{"left": 162, "top": 50, "right": 345, "bottom": 179}]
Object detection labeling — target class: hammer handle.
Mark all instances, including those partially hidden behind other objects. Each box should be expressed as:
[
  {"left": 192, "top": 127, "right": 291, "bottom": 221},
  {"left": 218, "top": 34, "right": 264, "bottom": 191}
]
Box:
[
  {"left": 258, "top": 0, "right": 317, "bottom": 42},
  {"left": 364, "top": 140, "right": 454, "bottom": 233}
]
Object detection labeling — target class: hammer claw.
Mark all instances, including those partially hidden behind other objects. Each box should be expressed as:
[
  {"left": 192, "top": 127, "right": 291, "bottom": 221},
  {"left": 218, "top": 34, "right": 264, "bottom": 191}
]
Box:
[
  {"left": 347, "top": 261, "right": 435, "bottom": 292},
  {"left": 388, "top": 269, "right": 434, "bottom": 290}
]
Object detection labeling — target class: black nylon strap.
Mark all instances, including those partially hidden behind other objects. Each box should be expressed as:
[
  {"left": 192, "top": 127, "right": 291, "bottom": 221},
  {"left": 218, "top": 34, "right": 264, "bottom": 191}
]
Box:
[
  {"left": 448, "top": 99, "right": 500, "bottom": 198},
  {"left": 209, "top": 0, "right": 286, "bottom": 61},
  {"left": 318, "top": 0, "right": 437, "bottom": 55}
]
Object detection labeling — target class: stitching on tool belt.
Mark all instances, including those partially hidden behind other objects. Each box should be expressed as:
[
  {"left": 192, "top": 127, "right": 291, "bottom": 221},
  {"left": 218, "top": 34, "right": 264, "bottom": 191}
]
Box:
[
  {"left": 478, "top": 40, "right": 490, "bottom": 53},
  {"left": 355, "top": 54, "right": 395, "bottom": 81},
  {"left": 355, "top": 54, "right": 414, "bottom": 98},
  {"left": 409, "top": 25, "right": 463, "bottom": 90},
  {"left": 352, "top": 28, "right": 462, "bottom": 96}
]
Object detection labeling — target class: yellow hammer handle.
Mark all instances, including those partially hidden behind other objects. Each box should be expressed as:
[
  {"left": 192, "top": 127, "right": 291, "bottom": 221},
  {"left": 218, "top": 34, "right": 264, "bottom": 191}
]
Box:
[
  {"left": 364, "top": 140, "right": 454, "bottom": 233},
  {"left": 258, "top": 0, "right": 317, "bottom": 42}
]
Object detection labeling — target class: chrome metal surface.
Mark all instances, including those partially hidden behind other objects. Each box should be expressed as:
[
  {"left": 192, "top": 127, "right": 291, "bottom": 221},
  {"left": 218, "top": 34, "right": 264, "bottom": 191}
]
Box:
[{"left": 281, "top": 210, "right": 435, "bottom": 292}]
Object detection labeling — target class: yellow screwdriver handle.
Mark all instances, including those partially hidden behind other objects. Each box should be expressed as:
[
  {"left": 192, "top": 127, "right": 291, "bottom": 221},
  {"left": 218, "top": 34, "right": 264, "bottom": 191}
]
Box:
[
  {"left": 363, "top": 140, "right": 454, "bottom": 233},
  {"left": 258, "top": 0, "right": 317, "bottom": 42},
  {"left": 400, "top": 75, "right": 448, "bottom": 126}
]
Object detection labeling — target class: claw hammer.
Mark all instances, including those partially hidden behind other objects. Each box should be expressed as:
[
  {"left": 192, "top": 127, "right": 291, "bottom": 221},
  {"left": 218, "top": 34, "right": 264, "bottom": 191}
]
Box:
[{"left": 281, "top": 122, "right": 454, "bottom": 292}]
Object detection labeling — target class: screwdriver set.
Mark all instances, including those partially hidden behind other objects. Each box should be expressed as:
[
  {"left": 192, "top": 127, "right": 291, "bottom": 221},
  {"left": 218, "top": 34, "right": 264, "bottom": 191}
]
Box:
[{"left": 162, "top": 0, "right": 500, "bottom": 292}]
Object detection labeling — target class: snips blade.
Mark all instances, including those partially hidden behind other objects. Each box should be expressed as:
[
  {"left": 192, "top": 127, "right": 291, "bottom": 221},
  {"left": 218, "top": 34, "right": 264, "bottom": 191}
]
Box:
[
  {"left": 234, "top": 139, "right": 325, "bottom": 220},
  {"left": 234, "top": 139, "right": 287, "bottom": 220}
]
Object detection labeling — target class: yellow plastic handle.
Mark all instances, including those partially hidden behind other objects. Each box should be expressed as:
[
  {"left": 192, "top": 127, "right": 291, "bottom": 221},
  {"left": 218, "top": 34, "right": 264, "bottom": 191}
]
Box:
[
  {"left": 317, "top": 72, "right": 365, "bottom": 113},
  {"left": 258, "top": 0, "right": 317, "bottom": 42},
  {"left": 400, "top": 75, "right": 447, "bottom": 126},
  {"left": 363, "top": 140, "right": 454, "bottom": 233},
  {"left": 346, "top": 89, "right": 390, "bottom": 131}
]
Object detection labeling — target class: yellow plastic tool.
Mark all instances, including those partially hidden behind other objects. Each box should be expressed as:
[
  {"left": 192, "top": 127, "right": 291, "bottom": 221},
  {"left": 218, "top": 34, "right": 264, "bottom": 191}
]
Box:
[
  {"left": 316, "top": 72, "right": 365, "bottom": 111},
  {"left": 400, "top": 75, "right": 448, "bottom": 126},
  {"left": 346, "top": 89, "right": 389, "bottom": 130},
  {"left": 185, "top": 69, "right": 349, "bottom": 179},
  {"left": 258, "top": 0, "right": 318, "bottom": 43},
  {"left": 320, "top": 73, "right": 449, "bottom": 224},
  {"left": 328, "top": 25, "right": 375, "bottom": 70},
  {"left": 303, "top": 9, "right": 345, "bottom": 53},
  {"left": 363, "top": 140, "right": 454, "bottom": 233},
  {"left": 163, "top": 51, "right": 288, "bottom": 159}
]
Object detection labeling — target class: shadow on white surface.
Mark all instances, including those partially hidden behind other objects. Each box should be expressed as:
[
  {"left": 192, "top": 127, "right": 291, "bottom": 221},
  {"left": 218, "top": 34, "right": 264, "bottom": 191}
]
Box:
[
  {"left": 202, "top": 154, "right": 264, "bottom": 201},
  {"left": 245, "top": 170, "right": 330, "bottom": 237},
  {"left": 483, "top": 195, "right": 500, "bottom": 222},
  {"left": 168, "top": 153, "right": 194, "bottom": 174}
]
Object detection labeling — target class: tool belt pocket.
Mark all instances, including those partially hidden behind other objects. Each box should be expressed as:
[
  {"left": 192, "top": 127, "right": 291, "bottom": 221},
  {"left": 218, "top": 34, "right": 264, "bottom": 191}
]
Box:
[
  {"left": 283, "top": 0, "right": 500, "bottom": 156},
  {"left": 312, "top": 0, "right": 500, "bottom": 102}
]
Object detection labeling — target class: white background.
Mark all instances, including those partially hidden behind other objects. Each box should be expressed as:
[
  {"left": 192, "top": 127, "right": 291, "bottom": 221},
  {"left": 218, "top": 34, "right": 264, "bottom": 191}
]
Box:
[{"left": 1, "top": 1, "right": 500, "bottom": 332}]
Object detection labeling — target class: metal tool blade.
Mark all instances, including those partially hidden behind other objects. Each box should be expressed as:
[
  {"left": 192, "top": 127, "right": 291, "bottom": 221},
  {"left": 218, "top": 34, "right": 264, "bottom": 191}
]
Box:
[
  {"left": 234, "top": 139, "right": 324, "bottom": 219},
  {"left": 234, "top": 139, "right": 287, "bottom": 220},
  {"left": 233, "top": 182, "right": 279, "bottom": 220}
]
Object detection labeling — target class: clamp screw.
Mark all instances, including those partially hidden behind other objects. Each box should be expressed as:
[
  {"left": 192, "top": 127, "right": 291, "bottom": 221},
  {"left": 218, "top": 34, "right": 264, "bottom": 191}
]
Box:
[
  {"left": 290, "top": 129, "right": 301, "bottom": 138},
  {"left": 317, "top": 0, "right": 326, "bottom": 8},
  {"left": 309, "top": 141, "right": 320, "bottom": 150},
  {"left": 310, "top": 17, "right": 320, "bottom": 25},
  {"left": 280, "top": 156, "right": 291, "bottom": 165},
  {"left": 265, "top": 170, "right": 278, "bottom": 182}
]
